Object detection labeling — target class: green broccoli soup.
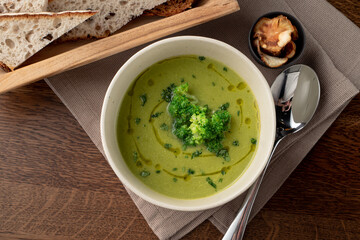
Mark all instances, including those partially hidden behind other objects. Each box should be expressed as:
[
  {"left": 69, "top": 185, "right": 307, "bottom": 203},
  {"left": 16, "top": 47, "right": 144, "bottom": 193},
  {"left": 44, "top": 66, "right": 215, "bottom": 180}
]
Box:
[{"left": 117, "top": 55, "right": 260, "bottom": 199}]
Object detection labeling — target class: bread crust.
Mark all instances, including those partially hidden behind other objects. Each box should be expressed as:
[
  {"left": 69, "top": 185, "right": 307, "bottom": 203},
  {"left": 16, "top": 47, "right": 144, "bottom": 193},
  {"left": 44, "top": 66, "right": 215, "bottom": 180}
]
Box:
[
  {"left": 0, "top": 61, "right": 12, "bottom": 72},
  {"left": 58, "top": 30, "right": 109, "bottom": 42},
  {"left": 0, "top": 11, "right": 97, "bottom": 20},
  {"left": 144, "top": 0, "right": 197, "bottom": 17}
]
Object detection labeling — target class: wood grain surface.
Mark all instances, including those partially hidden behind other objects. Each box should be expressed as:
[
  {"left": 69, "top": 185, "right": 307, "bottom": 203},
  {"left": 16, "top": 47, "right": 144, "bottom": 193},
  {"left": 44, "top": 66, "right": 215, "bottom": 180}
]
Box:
[{"left": 0, "top": 1, "right": 359, "bottom": 239}]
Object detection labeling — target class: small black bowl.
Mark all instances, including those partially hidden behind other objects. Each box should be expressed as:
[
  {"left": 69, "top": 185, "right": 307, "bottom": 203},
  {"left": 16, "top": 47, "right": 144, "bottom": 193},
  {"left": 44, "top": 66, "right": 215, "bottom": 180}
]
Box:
[{"left": 248, "top": 12, "right": 305, "bottom": 69}]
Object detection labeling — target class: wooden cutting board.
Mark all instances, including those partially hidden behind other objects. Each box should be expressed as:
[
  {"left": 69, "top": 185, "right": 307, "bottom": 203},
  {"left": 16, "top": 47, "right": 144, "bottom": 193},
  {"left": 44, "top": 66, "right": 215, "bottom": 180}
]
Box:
[{"left": 0, "top": 0, "right": 239, "bottom": 94}]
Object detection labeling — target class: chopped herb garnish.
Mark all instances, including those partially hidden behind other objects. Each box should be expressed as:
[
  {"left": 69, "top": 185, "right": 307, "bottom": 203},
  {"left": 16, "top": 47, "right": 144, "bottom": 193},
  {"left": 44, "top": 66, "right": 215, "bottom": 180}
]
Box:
[
  {"left": 143, "top": 124, "right": 146, "bottom": 127},
  {"left": 164, "top": 143, "right": 172, "bottom": 149},
  {"left": 172, "top": 168, "right": 177, "bottom": 171},
  {"left": 223, "top": 67, "right": 228, "bottom": 72},
  {"left": 198, "top": 56, "right": 206, "bottom": 61},
  {"left": 212, "top": 82, "right": 216, "bottom": 86},
  {"left": 160, "top": 123, "right": 168, "bottom": 131},
  {"left": 206, "top": 177, "right": 217, "bottom": 189},
  {"left": 232, "top": 140, "right": 239, "bottom": 146},
  {"left": 191, "top": 150, "right": 202, "bottom": 159},
  {"left": 135, "top": 118, "right": 141, "bottom": 125},
  {"left": 217, "top": 149, "right": 230, "bottom": 162},
  {"left": 182, "top": 167, "right": 186, "bottom": 172},
  {"left": 173, "top": 178, "right": 178, "bottom": 182},
  {"left": 151, "top": 112, "right": 163, "bottom": 118},
  {"left": 221, "top": 170, "right": 226, "bottom": 175},
  {"left": 251, "top": 138, "right": 257, "bottom": 144},
  {"left": 156, "top": 170, "right": 161, "bottom": 174},
  {"left": 218, "top": 178, "right": 223, "bottom": 183},
  {"left": 192, "top": 74, "right": 196, "bottom": 79},
  {"left": 181, "top": 78, "right": 185, "bottom": 83},
  {"left": 237, "top": 110, "right": 240, "bottom": 116},
  {"left": 161, "top": 83, "right": 176, "bottom": 102},
  {"left": 139, "top": 94, "right": 147, "bottom": 106},
  {"left": 187, "top": 168, "right": 195, "bottom": 175},
  {"left": 221, "top": 87, "right": 224, "bottom": 90},
  {"left": 140, "top": 171, "right": 150, "bottom": 177},
  {"left": 184, "top": 155, "right": 189, "bottom": 159},
  {"left": 133, "top": 152, "right": 138, "bottom": 162},
  {"left": 220, "top": 102, "right": 230, "bottom": 110}
]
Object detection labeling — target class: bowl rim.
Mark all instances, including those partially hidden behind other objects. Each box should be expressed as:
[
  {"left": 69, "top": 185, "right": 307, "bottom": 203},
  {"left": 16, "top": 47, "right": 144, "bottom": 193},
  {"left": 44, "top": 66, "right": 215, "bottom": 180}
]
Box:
[
  {"left": 101, "top": 36, "right": 276, "bottom": 211},
  {"left": 248, "top": 11, "right": 306, "bottom": 69}
]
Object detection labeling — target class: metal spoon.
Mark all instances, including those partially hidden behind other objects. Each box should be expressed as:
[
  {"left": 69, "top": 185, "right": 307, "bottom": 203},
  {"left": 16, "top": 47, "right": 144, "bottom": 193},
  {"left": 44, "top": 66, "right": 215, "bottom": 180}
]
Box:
[{"left": 223, "top": 64, "right": 320, "bottom": 240}]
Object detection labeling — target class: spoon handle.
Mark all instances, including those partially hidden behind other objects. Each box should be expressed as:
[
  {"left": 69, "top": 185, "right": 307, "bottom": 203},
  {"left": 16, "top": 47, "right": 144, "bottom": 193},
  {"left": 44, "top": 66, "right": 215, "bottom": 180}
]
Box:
[{"left": 222, "top": 138, "right": 281, "bottom": 240}]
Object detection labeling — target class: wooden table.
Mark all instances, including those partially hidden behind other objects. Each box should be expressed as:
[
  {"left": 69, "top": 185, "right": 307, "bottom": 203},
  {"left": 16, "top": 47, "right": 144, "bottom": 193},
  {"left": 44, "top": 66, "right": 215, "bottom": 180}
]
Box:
[{"left": 1, "top": 1, "right": 359, "bottom": 239}]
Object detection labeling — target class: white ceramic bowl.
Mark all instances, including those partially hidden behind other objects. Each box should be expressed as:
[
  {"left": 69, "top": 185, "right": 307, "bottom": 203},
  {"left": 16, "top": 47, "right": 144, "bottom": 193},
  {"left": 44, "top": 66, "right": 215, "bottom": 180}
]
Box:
[{"left": 101, "top": 36, "right": 276, "bottom": 211}]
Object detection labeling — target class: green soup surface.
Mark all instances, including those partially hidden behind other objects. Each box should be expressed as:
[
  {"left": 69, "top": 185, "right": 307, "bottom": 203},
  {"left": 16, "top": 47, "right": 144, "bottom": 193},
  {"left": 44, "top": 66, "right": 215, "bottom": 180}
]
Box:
[{"left": 117, "top": 55, "right": 260, "bottom": 199}]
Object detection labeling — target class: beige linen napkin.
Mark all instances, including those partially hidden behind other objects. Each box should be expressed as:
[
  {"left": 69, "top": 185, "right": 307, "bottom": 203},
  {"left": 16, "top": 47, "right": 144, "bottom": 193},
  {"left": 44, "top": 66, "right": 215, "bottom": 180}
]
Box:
[{"left": 46, "top": 0, "right": 360, "bottom": 239}]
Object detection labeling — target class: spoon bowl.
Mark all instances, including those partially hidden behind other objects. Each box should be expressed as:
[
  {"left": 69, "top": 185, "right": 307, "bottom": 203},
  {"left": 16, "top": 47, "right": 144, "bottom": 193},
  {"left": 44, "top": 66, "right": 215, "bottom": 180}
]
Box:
[
  {"left": 272, "top": 64, "right": 320, "bottom": 140},
  {"left": 223, "top": 64, "right": 320, "bottom": 240}
]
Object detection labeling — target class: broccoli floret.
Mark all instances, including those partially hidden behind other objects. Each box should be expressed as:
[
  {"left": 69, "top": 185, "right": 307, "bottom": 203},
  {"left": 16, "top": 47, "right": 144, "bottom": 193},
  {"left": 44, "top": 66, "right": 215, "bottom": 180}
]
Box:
[
  {"left": 173, "top": 82, "right": 189, "bottom": 95},
  {"left": 173, "top": 124, "right": 191, "bottom": 140},
  {"left": 210, "top": 110, "right": 231, "bottom": 135},
  {"left": 165, "top": 83, "right": 232, "bottom": 160},
  {"left": 204, "top": 136, "right": 223, "bottom": 152},
  {"left": 189, "top": 112, "right": 208, "bottom": 144}
]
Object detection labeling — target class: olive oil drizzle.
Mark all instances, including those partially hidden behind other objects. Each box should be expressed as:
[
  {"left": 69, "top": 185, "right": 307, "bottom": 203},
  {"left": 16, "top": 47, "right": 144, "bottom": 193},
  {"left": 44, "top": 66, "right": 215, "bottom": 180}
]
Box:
[
  {"left": 133, "top": 140, "right": 255, "bottom": 181},
  {"left": 151, "top": 125, "right": 180, "bottom": 156},
  {"left": 133, "top": 140, "right": 152, "bottom": 166},
  {"left": 256, "top": 101, "right": 261, "bottom": 131},
  {"left": 193, "top": 145, "right": 255, "bottom": 177},
  {"left": 148, "top": 100, "right": 180, "bottom": 155},
  {"left": 231, "top": 144, "right": 256, "bottom": 166},
  {"left": 239, "top": 105, "right": 243, "bottom": 126},
  {"left": 163, "top": 169, "right": 191, "bottom": 181},
  {"left": 156, "top": 55, "right": 197, "bottom": 65},
  {"left": 182, "top": 152, "right": 214, "bottom": 157},
  {"left": 207, "top": 63, "right": 233, "bottom": 87},
  {"left": 236, "top": 98, "right": 244, "bottom": 126},
  {"left": 149, "top": 100, "right": 165, "bottom": 122},
  {"left": 194, "top": 166, "right": 231, "bottom": 177},
  {"left": 127, "top": 68, "right": 152, "bottom": 133}
]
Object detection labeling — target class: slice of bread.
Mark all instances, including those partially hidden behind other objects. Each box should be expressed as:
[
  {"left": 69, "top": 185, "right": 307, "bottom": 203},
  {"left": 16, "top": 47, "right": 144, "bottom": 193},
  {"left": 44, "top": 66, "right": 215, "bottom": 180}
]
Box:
[
  {"left": 0, "top": 11, "right": 96, "bottom": 71},
  {"left": 48, "top": 0, "right": 168, "bottom": 40},
  {"left": 144, "top": 0, "right": 196, "bottom": 17},
  {"left": 0, "top": 0, "right": 48, "bottom": 13}
]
